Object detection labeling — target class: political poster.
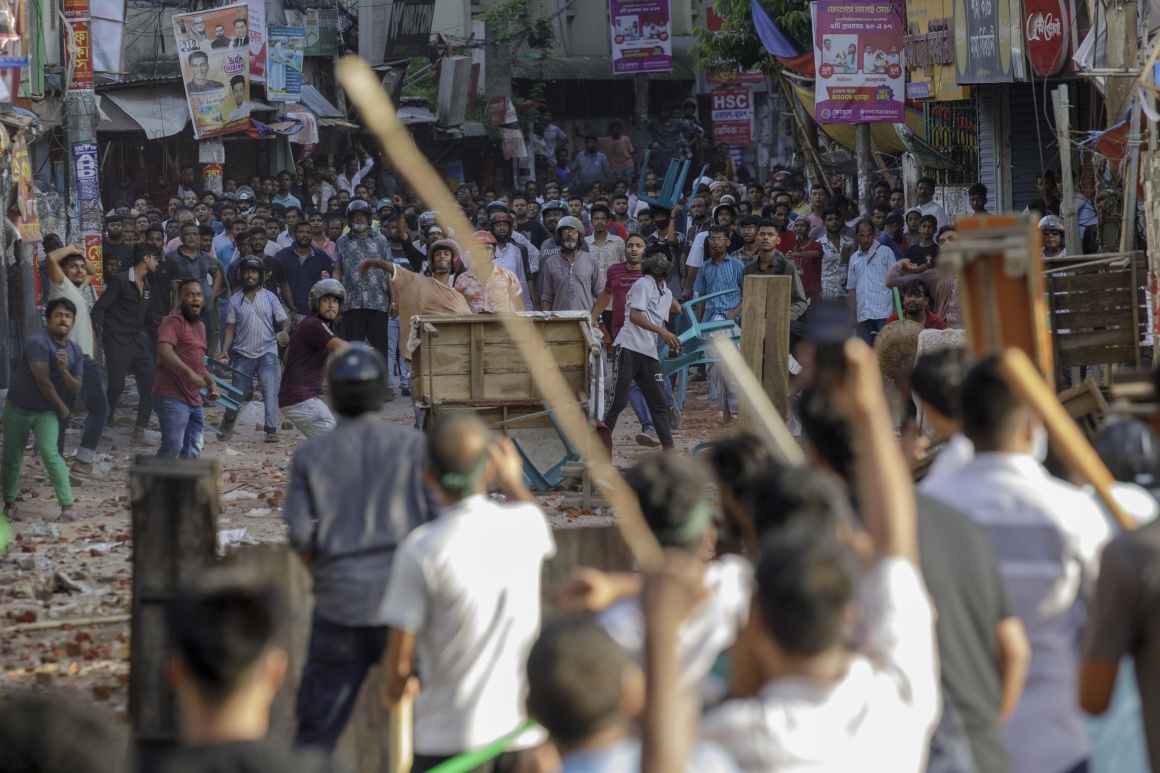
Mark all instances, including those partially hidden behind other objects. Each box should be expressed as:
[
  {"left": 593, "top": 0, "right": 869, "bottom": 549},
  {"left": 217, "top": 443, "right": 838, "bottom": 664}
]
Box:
[
  {"left": 711, "top": 87, "right": 753, "bottom": 146},
  {"left": 284, "top": 8, "right": 338, "bottom": 56},
  {"left": 173, "top": 7, "right": 251, "bottom": 139},
  {"left": 609, "top": 0, "right": 672, "bottom": 74},
  {"left": 227, "top": 0, "right": 265, "bottom": 81},
  {"left": 266, "top": 26, "right": 305, "bottom": 101},
  {"left": 70, "top": 20, "right": 93, "bottom": 90},
  {"left": 812, "top": 0, "right": 905, "bottom": 123},
  {"left": 13, "top": 135, "right": 40, "bottom": 243}
]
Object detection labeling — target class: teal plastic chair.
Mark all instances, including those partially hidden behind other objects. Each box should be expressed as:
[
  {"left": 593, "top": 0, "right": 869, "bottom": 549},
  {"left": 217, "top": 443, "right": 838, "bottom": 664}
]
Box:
[
  {"left": 201, "top": 358, "right": 249, "bottom": 436},
  {"left": 659, "top": 289, "right": 741, "bottom": 409}
]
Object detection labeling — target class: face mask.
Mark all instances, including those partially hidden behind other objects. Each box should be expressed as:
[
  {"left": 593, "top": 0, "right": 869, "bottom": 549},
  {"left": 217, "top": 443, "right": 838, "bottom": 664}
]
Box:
[{"left": 352, "top": 222, "right": 368, "bottom": 233}]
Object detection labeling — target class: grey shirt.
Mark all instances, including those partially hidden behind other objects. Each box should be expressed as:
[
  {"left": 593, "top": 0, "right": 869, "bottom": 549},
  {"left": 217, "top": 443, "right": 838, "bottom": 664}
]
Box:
[
  {"left": 165, "top": 248, "right": 218, "bottom": 303},
  {"left": 284, "top": 415, "right": 437, "bottom": 627},
  {"left": 540, "top": 250, "right": 601, "bottom": 312}
]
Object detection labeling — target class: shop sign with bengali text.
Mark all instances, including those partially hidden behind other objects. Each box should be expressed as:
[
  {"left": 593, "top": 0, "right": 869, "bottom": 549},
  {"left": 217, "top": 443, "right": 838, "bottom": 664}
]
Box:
[
  {"left": 813, "top": 0, "right": 905, "bottom": 123},
  {"left": 1023, "top": 0, "right": 1069, "bottom": 75},
  {"left": 70, "top": 20, "right": 93, "bottom": 90},
  {"left": 711, "top": 87, "right": 753, "bottom": 146},
  {"left": 85, "top": 235, "right": 103, "bottom": 290},
  {"left": 904, "top": 0, "right": 970, "bottom": 100},
  {"left": 954, "top": 0, "right": 1022, "bottom": 82},
  {"left": 610, "top": 0, "right": 672, "bottom": 74}
]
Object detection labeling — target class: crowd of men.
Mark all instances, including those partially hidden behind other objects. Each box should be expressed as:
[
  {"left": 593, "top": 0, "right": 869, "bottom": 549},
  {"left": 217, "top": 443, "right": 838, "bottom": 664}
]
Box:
[{"left": 7, "top": 135, "right": 1159, "bottom": 773}]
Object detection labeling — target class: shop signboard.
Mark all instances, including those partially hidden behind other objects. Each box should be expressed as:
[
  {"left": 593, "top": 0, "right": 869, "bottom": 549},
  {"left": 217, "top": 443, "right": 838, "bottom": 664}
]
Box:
[{"left": 711, "top": 86, "right": 754, "bottom": 145}]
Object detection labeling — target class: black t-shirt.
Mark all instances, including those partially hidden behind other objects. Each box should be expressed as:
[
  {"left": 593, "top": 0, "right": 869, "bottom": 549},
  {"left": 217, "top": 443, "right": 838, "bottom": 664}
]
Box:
[
  {"left": 517, "top": 219, "right": 550, "bottom": 249},
  {"left": 102, "top": 239, "right": 134, "bottom": 275},
  {"left": 916, "top": 493, "right": 1012, "bottom": 773},
  {"left": 144, "top": 739, "right": 348, "bottom": 773},
  {"left": 904, "top": 242, "right": 939, "bottom": 268}
]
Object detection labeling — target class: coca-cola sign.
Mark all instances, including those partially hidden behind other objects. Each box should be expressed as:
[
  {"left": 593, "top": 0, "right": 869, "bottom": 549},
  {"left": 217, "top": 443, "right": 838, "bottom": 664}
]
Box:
[{"left": 1024, "top": 0, "right": 1068, "bottom": 74}]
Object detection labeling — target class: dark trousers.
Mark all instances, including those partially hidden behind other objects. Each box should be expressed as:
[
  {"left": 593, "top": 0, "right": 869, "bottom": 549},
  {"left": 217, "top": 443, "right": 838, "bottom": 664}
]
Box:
[
  {"left": 604, "top": 346, "right": 673, "bottom": 449},
  {"left": 294, "top": 612, "right": 387, "bottom": 752},
  {"left": 412, "top": 752, "right": 522, "bottom": 773},
  {"left": 105, "top": 336, "right": 157, "bottom": 430},
  {"left": 342, "top": 308, "right": 392, "bottom": 363},
  {"left": 57, "top": 358, "right": 110, "bottom": 457},
  {"left": 856, "top": 317, "right": 887, "bottom": 346}
]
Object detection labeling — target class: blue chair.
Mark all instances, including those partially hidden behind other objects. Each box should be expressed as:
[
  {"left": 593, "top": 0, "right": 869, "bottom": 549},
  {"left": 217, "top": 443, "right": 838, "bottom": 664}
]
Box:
[
  {"left": 660, "top": 289, "right": 741, "bottom": 409},
  {"left": 508, "top": 402, "right": 584, "bottom": 492},
  {"left": 201, "top": 357, "right": 249, "bottom": 437},
  {"left": 637, "top": 151, "right": 693, "bottom": 210}
]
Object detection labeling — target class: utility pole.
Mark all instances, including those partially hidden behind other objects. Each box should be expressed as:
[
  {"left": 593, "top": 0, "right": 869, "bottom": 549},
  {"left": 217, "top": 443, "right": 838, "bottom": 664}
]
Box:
[
  {"left": 1104, "top": 0, "right": 1139, "bottom": 127},
  {"left": 1052, "top": 85, "right": 1080, "bottom": 256},
  {"left": 855, "top": 122, "right": 871, "bottom": 214},
  {"left": 633, "top": 73, "right": 649, "bottom": 178}
]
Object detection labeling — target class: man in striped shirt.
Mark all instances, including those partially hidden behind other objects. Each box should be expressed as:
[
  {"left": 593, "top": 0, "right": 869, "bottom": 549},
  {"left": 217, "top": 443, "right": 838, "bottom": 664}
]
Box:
[
  {"left": 846, "top": 219, "right": 896, "bottom": 345},
  {"left": 218, "top": 255, "right": 290, "bottom": 442}
]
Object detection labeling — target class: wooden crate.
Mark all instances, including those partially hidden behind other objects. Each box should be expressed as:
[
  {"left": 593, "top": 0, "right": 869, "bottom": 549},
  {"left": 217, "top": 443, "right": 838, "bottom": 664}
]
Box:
[{"left": 412, "top": 314, "right": 595, "bottom": 406}]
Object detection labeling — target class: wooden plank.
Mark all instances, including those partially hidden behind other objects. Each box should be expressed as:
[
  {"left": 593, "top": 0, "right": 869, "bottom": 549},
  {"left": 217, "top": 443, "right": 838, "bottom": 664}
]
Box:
[
  {"left": 1059, "top": 345, "right": 1138, "bottom": 367},
  {"left": 1049, "top": 271, "right": 1136, "bottom": 293},
  {"left": 1052, "top": 309, "right": 1136, "bottom": 330},
  {"left": 760, "top": 277, "right": 792, "bottom": 418},
  {"left": 1049, "top": 292, "right": 1136, "bottom": 312},
  {"left": 470, "top": 324, "right": 485, "bottom": 399},
  {"left": 737, "top": 275, "right": 770, "bottom": 432},
  {"left": 1058, "top": 328, "right": 1138, "bottom": 351}
]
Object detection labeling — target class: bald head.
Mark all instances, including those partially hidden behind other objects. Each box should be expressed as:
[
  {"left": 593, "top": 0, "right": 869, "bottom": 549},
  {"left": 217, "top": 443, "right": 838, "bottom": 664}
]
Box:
[{"left": 428, "top": 413, "right": 492, "bottom": 499}]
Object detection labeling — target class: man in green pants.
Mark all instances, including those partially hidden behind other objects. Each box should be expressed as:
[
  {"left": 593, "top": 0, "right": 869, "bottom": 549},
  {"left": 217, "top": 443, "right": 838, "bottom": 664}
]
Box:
[{"left": 3, "top": 298, "right": 84, "bottom": 522}]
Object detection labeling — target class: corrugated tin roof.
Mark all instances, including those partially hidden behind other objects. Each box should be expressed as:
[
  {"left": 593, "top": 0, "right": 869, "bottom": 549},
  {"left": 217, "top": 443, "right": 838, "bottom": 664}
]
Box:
[{"left": 298, "top": 84, "right": 343, "bottom": 119}]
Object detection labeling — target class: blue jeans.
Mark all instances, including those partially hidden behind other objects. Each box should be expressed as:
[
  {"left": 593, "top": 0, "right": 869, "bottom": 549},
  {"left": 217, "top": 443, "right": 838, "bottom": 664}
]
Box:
[
  {"left": 230, "top": 352, "right": 281, "bottom": 433},
  {"left": 295, "top": 612, "right": 387, "bottom": 752},
  {"left": 58, "top": 358, "right": 110, "bottom": 463},
  {"left": 856, "top": 318, "right": 887, "bottom": 346},
  {"left": 153, "top": 397, "right": 204, "bottom": 459},
  {"left": 387, "top": 316, "right": 410, "bottom": 390}
]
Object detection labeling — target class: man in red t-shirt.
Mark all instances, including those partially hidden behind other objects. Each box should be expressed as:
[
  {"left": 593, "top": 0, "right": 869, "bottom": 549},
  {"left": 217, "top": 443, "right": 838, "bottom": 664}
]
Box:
[
  {"left": 787, "top": 216, "right": 823, "bottom": 301},
  {"left": 280, "top": 278, "right": 349, "bottom": 438},
  {"left": 883, "top": 278, "right": 947, "bottom": 329},
  {"left": 153, "top": 279, "right": 219, "bottom": 458}
]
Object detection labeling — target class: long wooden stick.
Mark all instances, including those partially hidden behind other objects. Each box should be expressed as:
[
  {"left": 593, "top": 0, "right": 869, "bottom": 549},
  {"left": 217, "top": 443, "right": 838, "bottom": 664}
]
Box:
[
  {"left": 0, "top": 613, "right": 132, "bottom": 634},
  {"left": 998, "top": 347, "right": 1135, "bottom": 531},
  {"left": 336, "top": 57, "right": 664, "bottom": 570},
  {"left": 389, "top": 693, "right": 413, "bottom": 773},
  {"left": 710, "top": 339, "right": 805, "bottom": 466}
]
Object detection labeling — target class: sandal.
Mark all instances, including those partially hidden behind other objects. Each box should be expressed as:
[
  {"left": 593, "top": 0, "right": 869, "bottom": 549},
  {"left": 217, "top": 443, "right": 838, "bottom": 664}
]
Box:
[
  {"left": 3, "top": 502, "right": 19, "bottom": 522},
  {"left": 56, "top": 509, "right": 75, "bottom": 522}
]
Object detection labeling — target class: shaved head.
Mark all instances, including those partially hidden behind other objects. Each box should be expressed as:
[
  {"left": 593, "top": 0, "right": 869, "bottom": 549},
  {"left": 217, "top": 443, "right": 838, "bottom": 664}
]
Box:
[{"left": 428, "top": 414, "right": 491, "bottom": 498}]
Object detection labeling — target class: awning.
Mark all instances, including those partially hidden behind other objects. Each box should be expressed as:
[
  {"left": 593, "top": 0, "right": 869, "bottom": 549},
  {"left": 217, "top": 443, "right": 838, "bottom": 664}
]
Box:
[
  {"left": 97, "top": 96, "right": 138, "bottom": 132},
  {"left": 101, "top": 86, "right": 189, "bottom": 138},
  {"left": 512, "top": 55, "right": 694, "bottom": 81},
  {"left": 398, "top": 105, "right": 437, "bottom": 125},
  {"left": 298, "top": 84, "right": 343, "bottom": 119}
]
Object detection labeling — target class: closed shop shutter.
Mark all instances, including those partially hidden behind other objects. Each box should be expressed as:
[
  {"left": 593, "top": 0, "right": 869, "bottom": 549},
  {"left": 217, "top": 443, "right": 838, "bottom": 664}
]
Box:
[
  {"left": 977, "top": 84, "right": 1002, "bottom": 211},
  {"left": 1008, "top": 81, "right": 1059, "bottom": 211}
]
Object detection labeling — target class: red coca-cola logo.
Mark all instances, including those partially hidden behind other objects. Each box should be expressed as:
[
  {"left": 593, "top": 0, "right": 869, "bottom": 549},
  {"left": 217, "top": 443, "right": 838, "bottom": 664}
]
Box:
[{"left": 1024, "top": 0, "right": 1068, "bottom": 75}]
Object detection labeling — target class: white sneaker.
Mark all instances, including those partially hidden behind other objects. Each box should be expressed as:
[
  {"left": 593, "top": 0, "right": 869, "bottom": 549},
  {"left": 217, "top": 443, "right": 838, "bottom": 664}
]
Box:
[
  {"left": 635, "top": 428, "right": 660, "bottom": 447},
  {"left": 789, "top": 353, "right": 802, "bottom": 375}
]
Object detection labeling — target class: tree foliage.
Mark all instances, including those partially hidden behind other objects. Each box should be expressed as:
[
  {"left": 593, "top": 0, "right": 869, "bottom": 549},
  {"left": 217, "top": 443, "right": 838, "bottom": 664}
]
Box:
[{"left": 691, "top": 0, "right": 811, "bottom": 74}]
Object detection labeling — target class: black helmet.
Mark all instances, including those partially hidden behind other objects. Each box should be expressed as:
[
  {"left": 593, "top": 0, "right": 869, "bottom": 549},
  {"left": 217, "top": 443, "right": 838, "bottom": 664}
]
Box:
[
  {"left": 236, "top": 255, "right": 264, "bottom": 277},
  {"left": 346, "top": 199, "right": 372, "bottom": 219},
  {"left": 1093, "top": 418, "right": 1160, "bottom": 486},
  {"left": 327, "top": 343, "right": 388, "bottom": 416},
  {"left": 640, "top": 241, "right": 674, "bottom": 278}
]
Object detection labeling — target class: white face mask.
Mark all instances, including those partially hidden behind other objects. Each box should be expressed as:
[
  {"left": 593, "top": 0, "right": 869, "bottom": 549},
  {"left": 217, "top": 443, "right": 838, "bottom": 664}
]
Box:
[{"left": 352, "top": 222, "right": 368, "bottom": 233}]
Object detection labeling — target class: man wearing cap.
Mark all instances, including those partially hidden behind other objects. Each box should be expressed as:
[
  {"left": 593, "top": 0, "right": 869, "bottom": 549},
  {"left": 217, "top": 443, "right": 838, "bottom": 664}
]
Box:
[
  {"left": 541, "top": 216, "right": 600, "bottom": 313},
  {"left": 488, "top": 208, "right": 535, "bottom": 310}
]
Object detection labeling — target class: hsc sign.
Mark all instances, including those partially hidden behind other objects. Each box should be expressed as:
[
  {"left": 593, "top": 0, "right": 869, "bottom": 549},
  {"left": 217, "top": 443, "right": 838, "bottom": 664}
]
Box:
[{"left": 711, "top": 87, "right": 753, "bottom": 146}]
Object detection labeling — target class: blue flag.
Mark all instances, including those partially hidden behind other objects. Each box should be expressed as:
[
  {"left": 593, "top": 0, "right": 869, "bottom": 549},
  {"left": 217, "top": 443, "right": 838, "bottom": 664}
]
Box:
[{"left": 750, "top": 0, "right": 804, "bottom": 58}]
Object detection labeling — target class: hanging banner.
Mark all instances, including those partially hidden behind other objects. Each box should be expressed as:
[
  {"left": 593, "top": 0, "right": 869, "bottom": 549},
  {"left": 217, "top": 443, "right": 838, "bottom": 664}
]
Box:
[
  {"left": 266, "top": 25, "right": 305, "bottom": 101},
  {"left": 610, "top": 0, "right": 672, "bottom": 74},
  {"left": 173, "top": 6, "right": 251, "bottom": 138},
  {"left": 13, "top": 136, "right": 41, "bottom": 243},
  {"left": 711, "top": 86, "right": 753, "bottom": 146},
  {"left": 70, "top": 19, "right": 93, "bottom": 90},
  {"left": 227, "top": 0, "right": 265, "bottom": 81},
  {"left": 284, "top": 9, "right": 338, "bottom": 56},
  {"left": 812, "top": 0, "right": 905, "bottom": 123}
]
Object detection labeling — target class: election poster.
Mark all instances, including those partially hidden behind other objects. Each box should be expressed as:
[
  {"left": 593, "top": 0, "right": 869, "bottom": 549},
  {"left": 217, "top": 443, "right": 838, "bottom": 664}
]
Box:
[
  {"left": 266, "top": 26, "right": 305, "bottom": 100},
  {"left": 711, "top": 87, "right": 753, "bottom": 146},
  {"left": 173, "top": 7, "right": 251, "bottom": 139},
  {"left": 227, "top": 0, "right": 265, "bottom": 81},
  {"left": 813, "top": 0, "right": 905, "bottom": 123},
  {"left": 609, "top": 0, "right": 672, "bottom": 74}
]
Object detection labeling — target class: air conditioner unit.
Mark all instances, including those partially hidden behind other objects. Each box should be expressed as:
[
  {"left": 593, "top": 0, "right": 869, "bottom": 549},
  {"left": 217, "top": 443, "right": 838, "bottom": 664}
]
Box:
[
  {"left": 41, "top": 0, "right": 61, "bottom": 68},
  {"left": 436, "top": 56, "right": 470, "bottom": 127}
]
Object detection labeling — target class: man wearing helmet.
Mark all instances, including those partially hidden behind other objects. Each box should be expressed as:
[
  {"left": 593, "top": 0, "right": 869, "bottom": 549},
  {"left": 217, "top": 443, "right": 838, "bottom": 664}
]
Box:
[
  {"left": 602, "top": 242, "right": 682, "bottom": 450},
  {"left": 454, "top": 232, "right": 524, "bottom": 313},
  {"left": 541, "top": 216, "right": 601, "bottom": 313},
  {"left": 217, "top": 256, "right": 290, "bottom": 442},
  {"left": 1039, "top": 215, "right": 1065, "bottom": 258},
  {"left": 331, "top": 199, "right": 396, "bottom": 396},
  {"left": 279, "top": 279, "right": 348, "bottom": 438},
  {"left": 285, "top": 344, "right": 438, "bottom": 751},
  {"left": 488, "top": 209, "right": 536, "bottom": 310}
]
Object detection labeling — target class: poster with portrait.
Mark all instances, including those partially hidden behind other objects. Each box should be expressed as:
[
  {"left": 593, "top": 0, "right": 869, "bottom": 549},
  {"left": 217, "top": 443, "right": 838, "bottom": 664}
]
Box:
[
  {"left": 266, "top": 26, "right": 305, "bottom": 101},
  {"left": 173, "top": 7, "right": 251, "bottom": 138},
  {"left": 227, "top": 0, "right": 265, "bottom": 81},
  {"left": 812, "top": 0, "right": 905, "bottom": 123},
  {"left": 609, "top": 0, "right": 672, "bottom": 74}
]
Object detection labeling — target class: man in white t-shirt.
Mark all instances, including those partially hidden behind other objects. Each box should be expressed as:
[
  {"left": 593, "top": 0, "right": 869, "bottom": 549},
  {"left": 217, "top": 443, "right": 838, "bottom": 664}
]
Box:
[
  {"left": 378, "top": 414, "right": 555, "bottom": 771},
  {"left": 910, "top": 347, "right": 976, "bottom": 488},
  {"left": 644, "top": 340, "right": 939, "bottom": 773},
  {"left": 45, "top": 242, "right": 109, "bottom": 480},
  {"left": 924, "top": 357, "right": 1111, "bottom": 773},
  {"left": 601, "top": 242, "right": 682, "bottom": 450}
]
